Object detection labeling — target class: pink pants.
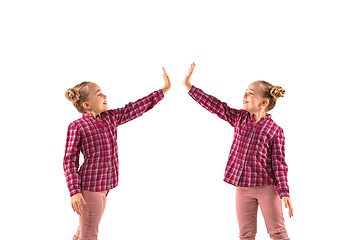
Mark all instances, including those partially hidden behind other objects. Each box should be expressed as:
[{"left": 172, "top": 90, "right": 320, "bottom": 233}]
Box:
[
  {"left": 236, "top": 185, "right": 289, "bottom": 240},
  {"left": 72, "top": 190, "right": 109, "bottom": 240}
]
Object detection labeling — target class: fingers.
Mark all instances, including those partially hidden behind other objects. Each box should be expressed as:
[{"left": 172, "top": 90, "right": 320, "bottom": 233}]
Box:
[
  {"left": 71, "top": 201, "right": 82, "bottom": 215},
  {"left": 189, "top": 62, "right": 196, "bottom": 71},
  {"left": 288, "top": 201, "right": 294, "bottom": 218},
  {"left": 188, "top": 62, "right": 195, "bottom": 75},
  {"left": 162, "top": 67, "right": 170, "bottom": 80},
  {"left": 81, "top": 195, "right": 87, "bottom": 205}
]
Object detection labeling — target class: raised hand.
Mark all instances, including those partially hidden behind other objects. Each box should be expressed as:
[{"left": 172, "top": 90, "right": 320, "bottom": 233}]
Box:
[
  {"left": 182, "top": 62, "right": 196, "bottom": 92},
  {"left": 282, "top": 197, "right": 294, "bottom": 218},
  {"left": 162, "top": 67, "right": 171, "bottom": 94}
]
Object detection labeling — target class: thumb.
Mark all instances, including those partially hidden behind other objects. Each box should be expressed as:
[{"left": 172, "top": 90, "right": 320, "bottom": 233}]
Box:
[
  {"left": 283, "top": 198, "right": 288, "bottom": 208},
  {"left": 81, "top": 195, "right": 87, "bottom": 205}
]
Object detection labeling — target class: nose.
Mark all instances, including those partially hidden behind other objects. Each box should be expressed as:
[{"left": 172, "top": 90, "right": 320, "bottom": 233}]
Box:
[
  {"left": 243, "top": 93, "right": 247, "bottom": 99},
  {"left": 103, "top": 94, "right": 107, "bottom": 99}
]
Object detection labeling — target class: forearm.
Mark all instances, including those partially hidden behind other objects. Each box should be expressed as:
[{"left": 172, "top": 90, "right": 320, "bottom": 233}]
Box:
[
  {"left": 188, "top": 86, "right": 240, "bottom": 126},
  {"left": 116, "top": 89, "right": 164, "bottom": 125},
  {"left": 63, "top": 160, "right": 82, "bottom": 196},
  {"left": 64, "top": 124, "right": 82, "bottom": 196}
]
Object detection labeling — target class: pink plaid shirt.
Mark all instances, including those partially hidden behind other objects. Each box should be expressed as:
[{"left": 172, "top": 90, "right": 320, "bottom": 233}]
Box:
[
  {"left": 189, "top": 86, "right": 289, "bottom": 198},
  {"left": 63, "top": 89, "right": 164, "bottom": 196}
]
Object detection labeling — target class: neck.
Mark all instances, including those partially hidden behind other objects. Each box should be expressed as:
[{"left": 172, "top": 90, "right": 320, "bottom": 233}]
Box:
[
  {"left": 85, "top": 110, "right": 100, "bottom": 119},
  {"left": 252, "top": 110, "right": 266, "bottom": 123}
]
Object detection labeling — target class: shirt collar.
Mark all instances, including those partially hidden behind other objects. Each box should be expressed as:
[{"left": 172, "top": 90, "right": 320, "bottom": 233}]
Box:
[
  {"left": 249, "top": 112, "right": 272, "bottom": 124},
  {"left": 82, "top": 113, "right": 102, "bottom": 120}
]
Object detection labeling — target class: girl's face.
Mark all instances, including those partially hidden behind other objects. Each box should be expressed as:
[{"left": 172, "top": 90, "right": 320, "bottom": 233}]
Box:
[
  {"left": 243, "top": 82, "right": 268, "bottom": 114},
  {"left": 83, "top": 83, "right": 108, "bottom": 116}
]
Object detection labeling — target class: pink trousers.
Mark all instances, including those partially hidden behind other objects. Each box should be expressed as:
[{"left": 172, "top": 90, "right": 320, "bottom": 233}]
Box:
[
  {"left": 72, "top": 190, "right": 109, "bottom": 240},
  {"left": 236, "top": 185, "right": 289, "bottom": 240}
]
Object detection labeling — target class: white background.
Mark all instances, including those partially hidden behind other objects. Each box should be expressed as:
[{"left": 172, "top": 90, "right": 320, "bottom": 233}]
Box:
[{"left": 1, "top": 1, "right": 359, "bottom": 239}]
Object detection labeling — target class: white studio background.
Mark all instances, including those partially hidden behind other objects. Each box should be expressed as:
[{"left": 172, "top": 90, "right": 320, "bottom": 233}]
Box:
[{"left": 1, "top": 1, "right": 359, "bottom": 239}]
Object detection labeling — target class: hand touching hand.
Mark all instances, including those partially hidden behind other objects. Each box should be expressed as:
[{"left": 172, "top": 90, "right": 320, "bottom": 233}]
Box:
[
  {"left": 182, "top": 62, "right": 196, "bottom": 92},
  {"left": 162, "top": 67, "right": 171, "bottom": 94},
  {"left": 282, "top": 197, "right": 293, "bottom": 218},
  {"left": 71, "top": 193, "right": 87, "bottom": 215}
]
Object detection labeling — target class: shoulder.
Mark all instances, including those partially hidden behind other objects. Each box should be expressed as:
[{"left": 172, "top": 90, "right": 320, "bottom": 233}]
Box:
[
  {"left": 261, "top": 117, "right": 284, "bottom": 138},
  {"left": 102, "top": 109, "right": 115, "bottom": 117},
  {"left": 101, "top": 109, "right": 117, "bottom": 122},
  {"left": 240, "top": 109, "right": 251, "bottom": 117},
  {"left": 68, "top": 116, "right": 88, "bottom": 132}
]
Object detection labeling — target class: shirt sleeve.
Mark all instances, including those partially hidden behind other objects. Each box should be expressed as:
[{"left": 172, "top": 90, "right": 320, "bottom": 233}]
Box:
[
  {"left": 63, "top": 123, "right": 82, "bottom": 197},
  {"left": 271, "top": 128, "right": 290, "bottom": 198},
  {"left": 188, "top": 85, "right": 243, "bottom": 127},
  {"left": 111, "top": 89, "right": 164, "bottom": 126}
]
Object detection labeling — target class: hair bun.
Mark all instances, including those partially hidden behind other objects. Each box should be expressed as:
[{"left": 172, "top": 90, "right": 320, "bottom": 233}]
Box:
[
  {"left": 269, "top": 86, "right": 285, "bottom": 100},
  {"left": 65, "top": 88, "right": 81, "bottom": 102}
]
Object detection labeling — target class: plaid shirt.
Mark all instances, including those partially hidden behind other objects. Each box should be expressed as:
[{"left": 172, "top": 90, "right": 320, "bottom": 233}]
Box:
[
  {"left": 63, "top": 89, "right": 164, "bottom": 196},
  {"left": 189, "top": 86, "right": 289, "bottom": 198}
]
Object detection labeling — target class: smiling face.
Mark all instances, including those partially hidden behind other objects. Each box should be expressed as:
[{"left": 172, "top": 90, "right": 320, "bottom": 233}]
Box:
[
  {"left": 82, "top": 83, "right": 108, "bottom": 117},
  {"left": 242, "top": 81, "right": 269, "bottom": 115}
]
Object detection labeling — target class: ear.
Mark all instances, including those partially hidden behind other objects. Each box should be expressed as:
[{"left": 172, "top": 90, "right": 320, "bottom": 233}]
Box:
[
  {"left": 262, "top": 99, "right": 269, "bottom": 107},
  {"left": 82, "top": 102, "right": 92, "bottom": 110}
]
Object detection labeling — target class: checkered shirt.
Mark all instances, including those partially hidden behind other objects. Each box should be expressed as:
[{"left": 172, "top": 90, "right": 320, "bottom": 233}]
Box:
[
  {"left": 189, "top": 86, "right": 289, "bottom": 198},
  {"left": 63, "top": 89, "right": 164, "bottom": 196}
]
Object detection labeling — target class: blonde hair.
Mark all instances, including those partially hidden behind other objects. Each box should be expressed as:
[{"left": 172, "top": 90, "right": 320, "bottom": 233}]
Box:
[
  {"left": 256, "top": 80, "right": 285, "bottom": 112},
  {"left": 65, "top": 82, "right": 92, "bottom": 113}
]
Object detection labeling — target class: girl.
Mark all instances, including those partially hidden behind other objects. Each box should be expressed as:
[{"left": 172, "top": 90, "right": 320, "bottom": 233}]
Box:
[
  {"left": 182, "top": 63, "right": 293, "bottom": 240},
  {"left": 63, "top": 67, "right": 171, "bottom": 240}
]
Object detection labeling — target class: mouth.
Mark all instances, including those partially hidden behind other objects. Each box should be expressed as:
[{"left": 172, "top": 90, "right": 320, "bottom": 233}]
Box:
[
  {"left": 103, "top": 102, "right": 107, "bottom": 105},
  {"left": 243, "top": 101, "right": 249, "bottom": 104}
]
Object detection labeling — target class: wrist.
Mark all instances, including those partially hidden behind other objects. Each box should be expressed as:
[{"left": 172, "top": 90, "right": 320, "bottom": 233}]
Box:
[
  {"left": 185, "top": 83, "right": 192, "bottom": 92},
  {"left": 161, "top": 87, "right": 170, "bottom": 94}
]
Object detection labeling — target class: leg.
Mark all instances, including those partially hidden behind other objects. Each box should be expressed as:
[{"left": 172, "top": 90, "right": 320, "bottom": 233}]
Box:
[
  {"left": 73, "top": 190, "right": 109, "bottom": 240},
  {"left": 72, "top": 225, "right": 80, "bottom": 240},
  {"left": 235, "top": 187, "right": 258, "bottom": 240},
  {"left": 257, "top": 185, "right": 289, "bottom": 240}
]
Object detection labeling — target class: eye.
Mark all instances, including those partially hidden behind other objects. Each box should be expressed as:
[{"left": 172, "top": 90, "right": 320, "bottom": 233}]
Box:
[{"left": 250, "top": 92, "right": 254, "bottom": 95}]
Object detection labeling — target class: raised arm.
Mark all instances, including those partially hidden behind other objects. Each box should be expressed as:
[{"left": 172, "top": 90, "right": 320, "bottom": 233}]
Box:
[
  {"left": 111, "top": 67, "right": 170, "bottom": 126},
  {"left": 183, "top": 63, "right": 243, "bottom": 127}
]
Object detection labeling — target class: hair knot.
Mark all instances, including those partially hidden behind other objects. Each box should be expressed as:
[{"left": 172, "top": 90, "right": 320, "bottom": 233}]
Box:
[
  {"left": 65, "top": 88, "right": 81, "bottom": 102},
  {"left": 269, "top": 86, "right": 285, "bottom": 100}
]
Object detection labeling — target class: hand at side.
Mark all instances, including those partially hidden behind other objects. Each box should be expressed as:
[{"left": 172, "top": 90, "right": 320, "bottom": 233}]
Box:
[
  {"left": 71, "top": 193, "right": 87, "bottom": 215},
  {"left": 282, "top": 197, "right": 294, "bottom": 218}
]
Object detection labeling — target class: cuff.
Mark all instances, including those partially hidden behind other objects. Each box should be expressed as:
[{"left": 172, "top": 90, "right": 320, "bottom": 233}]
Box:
[
  {"left": 188, "top": 85, "right": 196, "bottom": 95},
  {"left": 70, "top": 189, "right": 82, "bottom": 197},
  {"left": 159, "top": 89, "right": 165, "bottom": 98}
]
